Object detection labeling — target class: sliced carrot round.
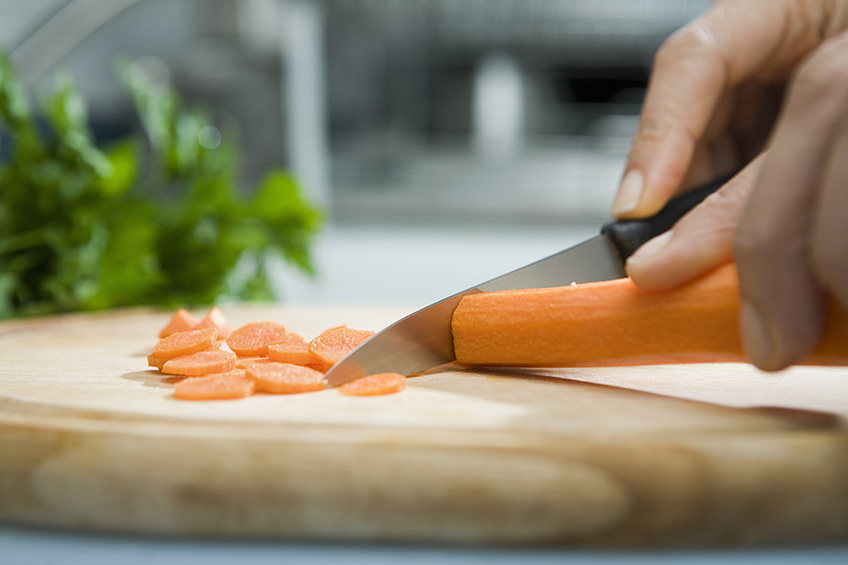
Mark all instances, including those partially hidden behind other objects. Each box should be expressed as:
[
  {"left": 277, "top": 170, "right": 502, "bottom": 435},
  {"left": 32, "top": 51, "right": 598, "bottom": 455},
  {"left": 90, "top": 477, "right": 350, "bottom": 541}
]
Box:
[
  {"left": 147, "top": 352, "right": 164, "bottom": 370},
  {"left": 192, "top": 369, "right": 247, "bottom": 379},
  {"left": 158, "top": 308, "right": 199, "bottom": 339},
  {"left": 161, "top": 349, "right": 237, "bottom": 376},
  {"left": 280, "top": 331, "right": 306, "bottom": 344},
  {"left": 338, "top": 373, "right": 407, "bottom": 396},
  {"left": 194, "top": 306, "right": 233, "bottom": 340},
  {"left": 173, "top": 374, "right": 255, "bottom": 400},
  {"left": 226, "top": 321, "right": 289, "bottom": 357},
  {"left": 209, "top": 340, "right": 231, "bottom": 352},
  {"left": 246, "top": 362, "right": 326, "bottom": 394},
  {"left": 308, "top": 325, "right": 375, "bottom": 365},
  {"left": 236, "top": 357, "right": 277, "bottom": 370},
  {"left": 153, "top": 327, "right": 218, "bottom": 363},
  {"left": 268, "top": 340, "right": 327, "bottom": 368}
]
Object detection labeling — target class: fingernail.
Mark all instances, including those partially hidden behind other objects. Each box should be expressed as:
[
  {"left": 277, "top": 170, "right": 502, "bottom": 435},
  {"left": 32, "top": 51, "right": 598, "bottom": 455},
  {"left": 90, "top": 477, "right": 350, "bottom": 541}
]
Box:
[
  {"left": 612, "top": 169, "right": 644, "bottom": 216},
  {"left": 740, "top": 301, "right": 775, "bottom": 369},
  {"left": 626, "top": 231, "right": 672, "bottom": 269}
]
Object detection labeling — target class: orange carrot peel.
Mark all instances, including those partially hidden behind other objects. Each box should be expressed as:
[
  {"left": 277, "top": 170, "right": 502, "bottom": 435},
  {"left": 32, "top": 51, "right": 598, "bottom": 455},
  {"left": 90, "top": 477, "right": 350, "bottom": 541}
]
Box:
[{"left": 451, "top": 263, "right": 848, "bottom": 368}]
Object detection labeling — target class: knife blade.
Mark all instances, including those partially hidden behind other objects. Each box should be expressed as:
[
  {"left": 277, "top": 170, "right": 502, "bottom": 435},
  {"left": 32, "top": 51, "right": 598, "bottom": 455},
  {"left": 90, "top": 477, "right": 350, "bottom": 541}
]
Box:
[{"left": 323, "top": 176, "right": 729, "bottom": 387}]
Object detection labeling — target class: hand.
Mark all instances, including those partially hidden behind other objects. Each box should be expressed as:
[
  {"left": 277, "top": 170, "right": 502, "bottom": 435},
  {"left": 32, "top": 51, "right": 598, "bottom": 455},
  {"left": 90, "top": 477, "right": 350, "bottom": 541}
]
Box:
[{"left": 612, "top": 0, "right": 848, "bottom": 370}]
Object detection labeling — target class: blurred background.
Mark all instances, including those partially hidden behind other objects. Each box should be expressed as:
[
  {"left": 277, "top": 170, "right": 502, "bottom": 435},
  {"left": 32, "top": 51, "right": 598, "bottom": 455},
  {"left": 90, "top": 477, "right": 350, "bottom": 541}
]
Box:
[{"left": 0, "top": 0, "right": 710, "bottom": 309}]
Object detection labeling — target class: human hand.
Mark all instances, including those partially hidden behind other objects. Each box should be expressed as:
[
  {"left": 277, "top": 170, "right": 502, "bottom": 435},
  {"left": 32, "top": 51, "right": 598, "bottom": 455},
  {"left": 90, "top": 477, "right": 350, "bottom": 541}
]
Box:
[{"left": 612, "top": 0, "right": 848, "bottom": 370}]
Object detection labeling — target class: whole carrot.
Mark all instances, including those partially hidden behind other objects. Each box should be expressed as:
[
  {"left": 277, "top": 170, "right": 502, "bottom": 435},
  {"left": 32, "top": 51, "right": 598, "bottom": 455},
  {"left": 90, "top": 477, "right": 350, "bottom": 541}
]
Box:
[{"left": 452, "top": 264, "right": 848, "bottom": 368}]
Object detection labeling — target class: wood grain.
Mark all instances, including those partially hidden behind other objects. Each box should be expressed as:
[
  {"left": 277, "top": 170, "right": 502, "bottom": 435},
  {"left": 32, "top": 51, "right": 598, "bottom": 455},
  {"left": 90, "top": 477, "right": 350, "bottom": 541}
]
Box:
[{"left": 0, "top": 305, "right": 846, "bottom": 546}]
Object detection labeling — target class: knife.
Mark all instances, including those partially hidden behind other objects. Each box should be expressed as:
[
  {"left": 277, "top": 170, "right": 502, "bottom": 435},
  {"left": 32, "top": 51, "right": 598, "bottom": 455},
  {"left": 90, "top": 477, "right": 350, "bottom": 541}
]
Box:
[{"left": 323, "top": 176, "right": 729, "bottom": 386}]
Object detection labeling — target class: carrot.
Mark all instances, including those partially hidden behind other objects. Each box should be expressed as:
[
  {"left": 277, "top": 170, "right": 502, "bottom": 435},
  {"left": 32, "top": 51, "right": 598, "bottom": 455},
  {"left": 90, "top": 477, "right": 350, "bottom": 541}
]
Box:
[
  {"left": 161, "top": 349, "right": 237, "bottom": 376},
  {"left": 268, "top": 339, "right": 331, "bottom": 372},
  {"left": 338, "top": 373, "right": 406, "bottom": 396},
  {"left": 308, "top": 325, "right": 375, "bottom": 365},
  {"left": 153, "top": 327, "right": 218, "bottom": 364},
  {"left": 173, "top": 374, "right": 255, "bottom": 400},
  {"left": 451, "top": 263, "right": 848, "bottom": 368},
  {"left": 194, "top": 307, "right": 232, "bottom": 340},
  {"left": 235, "top": 356, "right": 274, "bottom": 369},
  {"left": 216, "top": 368, "right": 248, "bottom": 378},
  {"left": 281, "top": 331, "right": 305, "bottom": 344},
  {"left": 226, "top": 321, "right": 290, "bottom": 357},
  {"left": 245, "top": 362, "right": 326, "bottom": 394},
  {"left": 158, "top": 308, "right": 199, "bottom": 339},
  {"left": 208, "top": 340, "right": 230, "bottom": 352},
  {"left": 147, "top": 352, "right": 163, "bottom": 370},
  {"left": 184, "top": 368, "right": 247, "bottom": 379}
]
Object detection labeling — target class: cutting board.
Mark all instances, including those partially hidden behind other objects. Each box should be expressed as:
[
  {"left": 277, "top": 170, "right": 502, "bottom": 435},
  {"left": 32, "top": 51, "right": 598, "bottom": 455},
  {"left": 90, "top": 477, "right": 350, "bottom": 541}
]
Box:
[{"left": 1, "top": 305, "right": 847, "bottom": 547}]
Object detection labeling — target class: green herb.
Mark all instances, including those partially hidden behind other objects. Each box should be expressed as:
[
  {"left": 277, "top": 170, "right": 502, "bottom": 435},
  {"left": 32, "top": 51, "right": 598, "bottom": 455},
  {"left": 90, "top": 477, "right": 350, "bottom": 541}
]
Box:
[{"left": 0, "top": 55, "right": 322, "bottom": 319}]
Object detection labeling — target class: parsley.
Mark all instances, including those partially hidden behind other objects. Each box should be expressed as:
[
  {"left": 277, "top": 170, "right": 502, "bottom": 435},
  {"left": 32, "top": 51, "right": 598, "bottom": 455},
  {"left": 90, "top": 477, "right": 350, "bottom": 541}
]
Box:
[{"left": 0, "top": 55, "right": 322, "bottom": 319}]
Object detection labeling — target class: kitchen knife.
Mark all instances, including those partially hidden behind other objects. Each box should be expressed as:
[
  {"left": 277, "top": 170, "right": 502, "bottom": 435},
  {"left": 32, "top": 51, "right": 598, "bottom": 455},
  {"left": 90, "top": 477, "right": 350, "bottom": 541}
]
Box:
[{"left": 323, "top": 176, "right": 729, "bottom": 387}]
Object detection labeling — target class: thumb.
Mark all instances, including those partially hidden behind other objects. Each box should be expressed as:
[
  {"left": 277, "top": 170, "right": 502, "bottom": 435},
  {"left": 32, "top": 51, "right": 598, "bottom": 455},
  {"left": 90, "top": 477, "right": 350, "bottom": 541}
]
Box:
[{"left": 624, "top": 155, "right": 764, "bottom": 290}]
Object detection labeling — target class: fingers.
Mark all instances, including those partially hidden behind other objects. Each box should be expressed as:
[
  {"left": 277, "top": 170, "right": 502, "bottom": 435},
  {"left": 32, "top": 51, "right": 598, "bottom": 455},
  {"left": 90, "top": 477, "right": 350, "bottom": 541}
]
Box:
[
  {"left": 734, "top": 31, "right": 848, "bottom": 371},
  {"left": 612, "top": 17, "right": 728, "bottom": 218},
  {"left": 812, "top": 101, "right": 848, "bottom": 313},
  {"left": 613, "top": 0, "right": 841, "bottom": 219},
  {"left": 625, "top": 155, "right": 764, "bottom": 290}
]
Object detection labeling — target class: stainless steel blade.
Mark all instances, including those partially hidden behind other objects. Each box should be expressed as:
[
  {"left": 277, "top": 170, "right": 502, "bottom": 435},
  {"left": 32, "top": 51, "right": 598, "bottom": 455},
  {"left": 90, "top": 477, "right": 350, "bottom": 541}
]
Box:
[
  {"left": 323, "top": 235, "right": 625, "bottom": 386},
  {"left": 475, "top": 235, "right": 624, "bottom": 292}
]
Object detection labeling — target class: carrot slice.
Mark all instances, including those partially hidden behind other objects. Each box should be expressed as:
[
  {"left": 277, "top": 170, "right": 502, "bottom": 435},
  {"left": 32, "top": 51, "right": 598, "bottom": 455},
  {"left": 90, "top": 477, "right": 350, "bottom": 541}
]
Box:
[
  {"left": 194, "top": 307, "right": 233, "bottom": 340},
  {"left": 153, "top": 327, "right": 218, "bottom": 364},
  {"left": 280, "top": 331, "right": 306, "bottom": 344},
  {"left": 161, "top": 349, "right": 237, "bottom": 376},
  {"left": 208, "top": 340, "right": 230, "bottom": 352},
  {"left": 188, "top": 369, "right": 247, "bottom": 379},
  {"left": 226, "top": 321, "right": 289, "bottom": 357},
  {"left": 246, "top": 362, "right": 326, "bottom": 394},
  {"left": 338, "top": 373, "right": 406, "bottom": 396},
  {"left": 308, "top": 325, "right": 375, "bottom": 365},
  {"left": 158, "top": 309, "right": 199, "bottom": 339},
  {"left": 268, "top": 339, "right": 330, "bottom": 371},
  {"left": 173, "top": 374, "right": 255, "bottom": 400},
  {"left": 147, "top": 352, "right": 163, "bottom": 370},
  {"left": 235, "top": 356, "right": 272, "bottom": 369},
  {"left": 451, "top": 263, "right": 848, "bottom": 368}
]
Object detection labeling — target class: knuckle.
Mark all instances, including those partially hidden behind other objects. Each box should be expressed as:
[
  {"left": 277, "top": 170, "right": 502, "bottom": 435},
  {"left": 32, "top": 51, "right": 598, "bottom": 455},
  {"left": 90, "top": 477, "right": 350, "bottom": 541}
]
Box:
[
  {"left": 812, "top": 238, "right": 848, "bottom": 294},
  {"left": 654, "top": 21, "right": 715, "bottom": 68},
  {"left": 631, "top": 119, "right": 693, "bottom": 175},
  {"left": 701, "top": 188, "right": 743, "bottom": 216},
  {"left": 681, "top": 177, "right": 750, "bottom": 239},
  {"left": 792, "top": 36, "right": 848, "bottom": 99},
  {"left": 634, "top": 118, "right": 672, "bottom": 146},
  {"left": 733, "top": 222, "right": 769, "bottom": 265},
  {"left": 680, "top": 192, "right": 736, "bottom": 237},
  {"left": 735, "top": 213, "right": 807, "bottom": 289},
  {"left": 629, "top": 118, "right": 678, "bottom": 166}
]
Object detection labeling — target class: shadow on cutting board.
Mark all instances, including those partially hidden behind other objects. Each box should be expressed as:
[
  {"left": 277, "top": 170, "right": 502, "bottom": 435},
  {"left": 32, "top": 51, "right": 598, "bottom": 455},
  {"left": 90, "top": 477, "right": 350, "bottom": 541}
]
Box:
[{"left": 409, "top": 365, "right": 842, "bottom": 435}]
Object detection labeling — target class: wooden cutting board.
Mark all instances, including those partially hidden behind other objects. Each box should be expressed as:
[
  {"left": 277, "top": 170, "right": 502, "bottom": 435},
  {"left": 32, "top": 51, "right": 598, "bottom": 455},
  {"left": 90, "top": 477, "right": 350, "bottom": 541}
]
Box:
[{"left": 1, "top": 305, "right": 847, "bottom": 547}]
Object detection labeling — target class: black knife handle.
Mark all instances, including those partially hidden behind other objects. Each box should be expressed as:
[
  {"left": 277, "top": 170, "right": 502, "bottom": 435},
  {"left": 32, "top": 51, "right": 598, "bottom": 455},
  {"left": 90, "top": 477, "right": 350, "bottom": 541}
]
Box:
[{"left": 601, "top": 175, "right": 732, "bottom": 262}]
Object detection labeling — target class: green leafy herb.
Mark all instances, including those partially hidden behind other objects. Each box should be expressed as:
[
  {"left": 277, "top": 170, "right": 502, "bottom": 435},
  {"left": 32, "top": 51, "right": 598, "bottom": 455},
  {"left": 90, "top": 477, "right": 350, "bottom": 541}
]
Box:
[{"left": 0, "top": 55, "right": 322, "bottom": 319}]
